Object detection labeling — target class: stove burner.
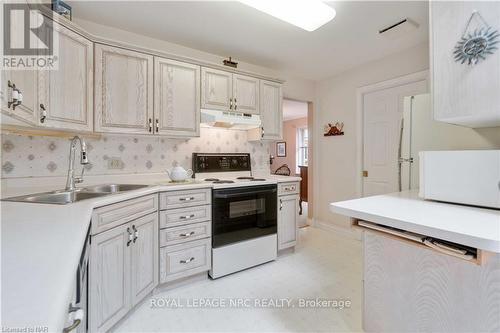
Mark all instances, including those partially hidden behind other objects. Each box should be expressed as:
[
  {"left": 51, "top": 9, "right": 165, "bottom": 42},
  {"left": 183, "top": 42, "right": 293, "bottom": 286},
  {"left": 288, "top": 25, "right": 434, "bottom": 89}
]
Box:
[
  {"left": 204, "top": 178, "right": 220, "bottom": 182},
  {"left": 213, "top": 180, "right": 235, "bottom": 184},
  {"left": 236, "top": 176, "right": 254, "bottom": 180},
  {"left": 251, "top": 178, "right": 266, "bottom": 181}
]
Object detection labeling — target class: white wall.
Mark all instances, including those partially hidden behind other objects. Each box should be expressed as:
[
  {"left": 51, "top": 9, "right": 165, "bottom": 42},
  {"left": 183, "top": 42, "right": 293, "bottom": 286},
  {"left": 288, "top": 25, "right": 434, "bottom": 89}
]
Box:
[
  {"left": 73, "top": 18, "right": 316, "bottom": 103},
  {"left": 314, "top": 42, "right": 430, "bottom": 229}
]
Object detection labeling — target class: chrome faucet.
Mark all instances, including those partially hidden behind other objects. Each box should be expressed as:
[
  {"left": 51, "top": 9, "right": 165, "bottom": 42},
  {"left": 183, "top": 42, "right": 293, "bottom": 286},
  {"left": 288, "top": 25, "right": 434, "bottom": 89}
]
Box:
[{"left": 65, "top": 136, "right": 89, "bottom": 191}]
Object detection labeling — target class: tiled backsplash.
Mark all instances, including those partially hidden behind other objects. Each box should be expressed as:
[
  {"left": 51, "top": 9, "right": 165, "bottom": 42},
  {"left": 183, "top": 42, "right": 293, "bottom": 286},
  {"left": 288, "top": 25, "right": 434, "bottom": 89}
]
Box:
[{"left": 1, "top": 128, "right": 271, "bottom": 178}]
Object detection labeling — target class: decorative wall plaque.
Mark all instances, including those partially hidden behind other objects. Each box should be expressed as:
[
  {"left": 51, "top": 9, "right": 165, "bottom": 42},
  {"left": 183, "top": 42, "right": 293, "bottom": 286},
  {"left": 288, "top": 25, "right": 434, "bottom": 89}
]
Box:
[{"left": 454, "top": 11, "right": 499, "bottom": 65}]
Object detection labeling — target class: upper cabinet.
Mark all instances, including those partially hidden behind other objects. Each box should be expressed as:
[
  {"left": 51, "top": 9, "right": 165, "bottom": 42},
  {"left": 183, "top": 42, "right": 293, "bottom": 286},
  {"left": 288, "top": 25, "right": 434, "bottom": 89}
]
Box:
[
  {"left": 94, "top": 44, "right": 154, "bottom": 134},
  {"left": 201, "top": 67, "right": 233, "bottom": 111},
  {"left": 1, "top": 20, "right": 93, "bottom": 131},
  {"left": 201, "top": 68, "right": 260, "bottom": 114},
  {"left": 1, "top": 12, "right": 284, "bottom": 137},
  {"left": 154, "top": 57, "right": 201, "bottom": 137},
  {"left": 38, "top": 21, "right": 94, "bottom": 132},
  {"left": 233, "top": 74, "right": 259, "bottom": 114},
  {"left": 260, "top": 80, "right": 283, "bottom": 140},
  {"left": 431, "top": 1, "right": 500, "bottom": 128}
]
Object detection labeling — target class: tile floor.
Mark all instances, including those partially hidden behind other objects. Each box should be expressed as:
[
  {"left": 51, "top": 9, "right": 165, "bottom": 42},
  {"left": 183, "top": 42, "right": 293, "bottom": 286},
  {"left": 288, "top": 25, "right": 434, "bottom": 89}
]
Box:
[{"left": 114, "top": 227, "right": 363, "bottom": 332}]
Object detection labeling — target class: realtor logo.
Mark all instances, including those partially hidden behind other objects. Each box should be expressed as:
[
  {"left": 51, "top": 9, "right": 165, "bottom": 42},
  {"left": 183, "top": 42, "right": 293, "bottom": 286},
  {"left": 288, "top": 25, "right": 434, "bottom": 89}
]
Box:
[{"left": 2, "top": 2, "right": 58, "bottom": 69}]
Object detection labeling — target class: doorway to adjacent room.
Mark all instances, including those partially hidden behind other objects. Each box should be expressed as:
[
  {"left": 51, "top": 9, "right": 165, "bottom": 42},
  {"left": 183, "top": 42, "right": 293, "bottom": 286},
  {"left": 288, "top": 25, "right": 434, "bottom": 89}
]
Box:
[{"left": 271, "top": 99, "right": 313, "bottom": 227}]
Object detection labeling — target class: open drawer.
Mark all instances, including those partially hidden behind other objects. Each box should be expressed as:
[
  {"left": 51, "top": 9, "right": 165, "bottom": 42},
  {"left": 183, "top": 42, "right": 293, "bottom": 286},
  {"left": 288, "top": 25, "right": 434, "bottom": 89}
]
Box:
[{"left": 353, "top": 219, "right": 491, "bottom": 265}]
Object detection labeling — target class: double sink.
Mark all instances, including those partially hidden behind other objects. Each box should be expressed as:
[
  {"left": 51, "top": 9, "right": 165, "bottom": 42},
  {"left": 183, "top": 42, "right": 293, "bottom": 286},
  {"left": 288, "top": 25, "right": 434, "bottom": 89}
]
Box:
[{"left": 3, "top": 184, "right": 149, "bottom": 205}]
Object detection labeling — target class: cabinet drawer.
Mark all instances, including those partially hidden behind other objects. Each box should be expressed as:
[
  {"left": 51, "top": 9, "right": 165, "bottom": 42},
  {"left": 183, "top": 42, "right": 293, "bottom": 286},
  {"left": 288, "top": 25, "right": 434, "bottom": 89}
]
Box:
[
  {"left": 159, "top": 238, "right": 211, "bottom": 283},
  {"left": 91, "top": 194, "right": 158, "bottom": 235},
  {"left": 278, "top": 182, "right": 299, "bottom": 196},
  {"left": 159, "top": 205, "right": 211, "bottom": 228},
  {"left": 159, "top": 221, "right": 211, "bottom": 247},
  {"left": 160, "top": 188, "right": 211, "bottom": 210}
]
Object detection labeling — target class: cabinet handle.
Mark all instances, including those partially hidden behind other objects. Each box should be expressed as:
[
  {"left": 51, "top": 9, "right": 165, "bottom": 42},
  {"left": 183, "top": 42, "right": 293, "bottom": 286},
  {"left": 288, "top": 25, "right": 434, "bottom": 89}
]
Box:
[
  {"left": 148, "top": 118, "right": 153, "bottom": 132},
  {"left": 261, "top": 126, "right": 265, "bottom": 139},
  {"left": 179, "top": 231, "right": 195, "bottom": 238},
  {"left": 180, "top": 257, "right": 195, "bottom": 264},
  {"left": 132, "top": 225, "right": 138, "bottom": 243},
  {"left": 280, "top": 199, "right": 283, "bottom": 210},
  {"left": 155, "top": 118, "right": 159, "bottom": 133},
  {"left": 127, "top": 227, "right": 133, "bottom": 246},
  {"left": 63, "top": 306, "right": 83, "bottom": 333},
  {"left": 7, "top": 81, "right": 22, "bottom": 110},
  {"left": 234, "top": 98, "right": 237, "bottom": 111},
  {"left": 179, "top": 214, "right": 195, "bottom": 220},
  {"left": 40, "top": 104, "right": 47, "bottom": 123},
  {"left": 179, "top": 197, "right": 195, "bottom": 201},
  {"left": 229, "top": 97, "right": 233, "bottom": 110}
]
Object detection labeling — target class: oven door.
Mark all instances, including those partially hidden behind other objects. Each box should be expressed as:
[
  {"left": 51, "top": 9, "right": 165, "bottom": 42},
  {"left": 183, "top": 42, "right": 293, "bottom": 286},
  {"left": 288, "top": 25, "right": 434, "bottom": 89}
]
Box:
[{"left": 212, "top": 184, "right": 277, "bottom": 248}]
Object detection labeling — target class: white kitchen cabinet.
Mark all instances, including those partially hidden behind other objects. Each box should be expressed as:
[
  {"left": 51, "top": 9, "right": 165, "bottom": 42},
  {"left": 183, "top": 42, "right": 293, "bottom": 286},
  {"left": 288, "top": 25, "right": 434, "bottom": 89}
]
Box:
[
  {"left": 94, "top": 44, "right": 154, "bottom": 134},
  {"left": 248, "top": 80, "right": 283, "bottom": 141},
  {"left": 233, "top": 74, "right": 259, "bottom": 114},
  {"left": 278, "top": 194, "right": 299, "bottom": 250},
  {"left": 1, "top": 69, "right": 38, "bottom": 125},
  {"left": 431, "top": 1, "right": 500, "bottom": 127},
  {"left": 154, "top": 57, "right": 201, "bottom": 137},
  {"left": 201, "top": 67, "right": 233, "bottom": 111},
  {"left": 130, "top": 213, "right": 159, "bottom": 307},
  {"left": 89, "top": 223, "right": 131, "bottom": 333},
  {"left": 38, "top": 21, "right": 93, "bottom": 132},
  {"left": 90, "top": 212, "right": 158, "bottom": 332},
  {"left": 201, "top": 67, "right": 260, "bottom": 114}
]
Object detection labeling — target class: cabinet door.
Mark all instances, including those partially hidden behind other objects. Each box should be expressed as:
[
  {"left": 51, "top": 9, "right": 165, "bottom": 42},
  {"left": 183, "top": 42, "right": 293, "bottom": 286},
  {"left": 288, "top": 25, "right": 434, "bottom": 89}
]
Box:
[
  {"left": 95, "top": 44, "right": 154, "bottom": 134},
  {"left": 233, "top": 74, "right": 259, "bottom": 114},
  {"left": 201, "top": 67, "right": 232, "bottom": 111},
  {"left": 38, "top": 21, "right": 93, "bottom": 131},
  {"left": 260, "top": 80, "right": 283, "bottom": 140},
  {"left": 154, "top": 57, "right": 200, "bottom": 137},
  {"left": 431, "top": 1, "right": 500, "bottom": 127},
  {"left": 130, "top": 212, "right": 158, "bottom": 307},
  {"left": 278, "top": 194, "right": 298, "bottom": 250},
  {"left": 1, "top": 70, "right": 38, "bottom": 125},
  {"left": 89, "top": 223, "right": 131, "bottom": 333}
]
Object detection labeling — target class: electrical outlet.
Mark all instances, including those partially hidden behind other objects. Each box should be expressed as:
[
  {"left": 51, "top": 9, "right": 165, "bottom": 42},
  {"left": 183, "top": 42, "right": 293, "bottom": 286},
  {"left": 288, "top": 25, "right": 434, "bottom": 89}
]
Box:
[{"left": 107, "top": 157, "right": 124, "bottom": 170}]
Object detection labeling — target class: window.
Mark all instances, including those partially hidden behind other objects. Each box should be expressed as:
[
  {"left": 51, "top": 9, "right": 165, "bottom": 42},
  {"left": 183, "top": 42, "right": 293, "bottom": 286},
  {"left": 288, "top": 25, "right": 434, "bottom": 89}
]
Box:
[{"left": 296, "top": 127, "right": 308, "bottom": 173}]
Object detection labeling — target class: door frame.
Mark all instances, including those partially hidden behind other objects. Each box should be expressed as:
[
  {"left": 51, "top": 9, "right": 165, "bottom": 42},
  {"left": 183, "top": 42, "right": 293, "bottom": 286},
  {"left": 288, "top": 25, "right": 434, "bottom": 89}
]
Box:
[
  {"left": 355, "top": 70, "right": 429, "bottom": 197},
  {"left": 279, "top": 97, "right": 314, "bottom": 226}
]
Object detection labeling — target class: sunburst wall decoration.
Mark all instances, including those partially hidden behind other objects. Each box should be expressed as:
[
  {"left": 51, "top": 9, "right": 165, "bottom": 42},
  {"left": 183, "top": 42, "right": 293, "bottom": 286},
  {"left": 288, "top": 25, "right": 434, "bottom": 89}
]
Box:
[{"left": 454, "top": 11, "right": 499, "bottom": 65}]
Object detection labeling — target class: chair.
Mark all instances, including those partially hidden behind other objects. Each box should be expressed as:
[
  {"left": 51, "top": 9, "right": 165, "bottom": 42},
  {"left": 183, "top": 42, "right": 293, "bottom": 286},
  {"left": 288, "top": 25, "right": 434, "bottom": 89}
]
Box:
[{"left": 274, "top": 164, "right": 291, "bottom": 176}]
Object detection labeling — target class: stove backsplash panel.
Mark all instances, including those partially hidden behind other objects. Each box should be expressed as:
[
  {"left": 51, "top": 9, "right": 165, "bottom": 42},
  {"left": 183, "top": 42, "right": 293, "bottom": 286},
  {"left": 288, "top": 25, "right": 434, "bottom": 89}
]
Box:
[{"left": 1, "top": 128, "right": 270, "bottom": 178}]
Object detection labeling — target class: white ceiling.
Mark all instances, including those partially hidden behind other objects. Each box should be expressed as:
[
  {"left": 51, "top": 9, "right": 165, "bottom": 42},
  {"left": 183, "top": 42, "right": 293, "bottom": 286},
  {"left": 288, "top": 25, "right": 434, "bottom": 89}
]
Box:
[
  {"left": 69, "top": 1, "right": 429, "bottom": 81},
  {"left": 283, "top": 99, "right": 308, "bottom": 121}
]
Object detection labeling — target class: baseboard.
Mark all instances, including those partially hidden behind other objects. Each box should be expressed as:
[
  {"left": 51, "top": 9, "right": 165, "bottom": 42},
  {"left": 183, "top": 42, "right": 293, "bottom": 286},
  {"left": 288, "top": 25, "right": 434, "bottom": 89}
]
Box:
[{"left": 314, "top": 219, "right": 362, "bottom": 241}]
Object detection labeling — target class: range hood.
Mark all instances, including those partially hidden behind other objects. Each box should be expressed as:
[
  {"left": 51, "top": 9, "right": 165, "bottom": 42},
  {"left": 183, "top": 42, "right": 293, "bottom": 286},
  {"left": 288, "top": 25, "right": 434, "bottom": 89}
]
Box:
[{"left": 200, "top": 109, "right": 261, "bottom": 130}]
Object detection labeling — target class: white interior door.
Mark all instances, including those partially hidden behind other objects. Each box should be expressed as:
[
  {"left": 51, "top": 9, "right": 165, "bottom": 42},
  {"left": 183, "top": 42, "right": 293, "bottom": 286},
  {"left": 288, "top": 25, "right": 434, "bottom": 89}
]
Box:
[{"left": 362, "top": 80, "right": 427, "bottom": 197}]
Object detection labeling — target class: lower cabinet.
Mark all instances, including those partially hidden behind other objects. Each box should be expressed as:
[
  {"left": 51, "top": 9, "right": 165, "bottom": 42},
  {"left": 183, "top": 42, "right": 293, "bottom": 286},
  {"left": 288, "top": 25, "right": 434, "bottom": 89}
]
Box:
[
  {"left": 278, "top": 194, "right": 299, "bottom": 250},
  {"left": 158, "top": 189, "right": 212, "bottom": 283},
  {"left": 159, "top": 238, "right": 211, "bottom": 283},
  {"left": 89, "top": 212, "right": 158, "bottom": 333}
]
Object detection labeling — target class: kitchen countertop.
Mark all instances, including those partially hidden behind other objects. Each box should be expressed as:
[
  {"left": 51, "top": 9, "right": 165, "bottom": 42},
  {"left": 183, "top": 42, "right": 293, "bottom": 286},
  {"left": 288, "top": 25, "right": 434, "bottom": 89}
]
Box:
[
  {"left": 1, "top": 174, "right": 301, "bottom": 332},
  {"left": 330, "top": 190, "right": 500, "bottom": 253}
]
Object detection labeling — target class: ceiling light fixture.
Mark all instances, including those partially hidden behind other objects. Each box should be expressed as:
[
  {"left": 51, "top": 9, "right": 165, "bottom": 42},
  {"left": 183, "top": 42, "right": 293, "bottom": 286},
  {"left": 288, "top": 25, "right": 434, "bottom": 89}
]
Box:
[{"left": 239, "top": 0, "right": 336, "bottom": 32}]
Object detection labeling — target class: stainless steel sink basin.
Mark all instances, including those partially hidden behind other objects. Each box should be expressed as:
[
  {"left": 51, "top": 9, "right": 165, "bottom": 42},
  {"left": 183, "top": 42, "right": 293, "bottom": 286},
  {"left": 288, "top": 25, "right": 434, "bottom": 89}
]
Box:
[
  {"left": 82, "top": 184, "right": 149, "bottom": 193},
  {"left": 2, "top": 190, "right": 109, "bottom": 205},
  {"left": 2, "top": 184, "right": 150, "bottom": 205}
]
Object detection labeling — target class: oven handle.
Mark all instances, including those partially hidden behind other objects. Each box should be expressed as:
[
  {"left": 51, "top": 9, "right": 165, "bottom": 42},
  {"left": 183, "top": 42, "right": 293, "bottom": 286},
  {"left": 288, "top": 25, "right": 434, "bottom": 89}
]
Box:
[{"left": 214, "top": 188, "right": 277, "bottom": 199}]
